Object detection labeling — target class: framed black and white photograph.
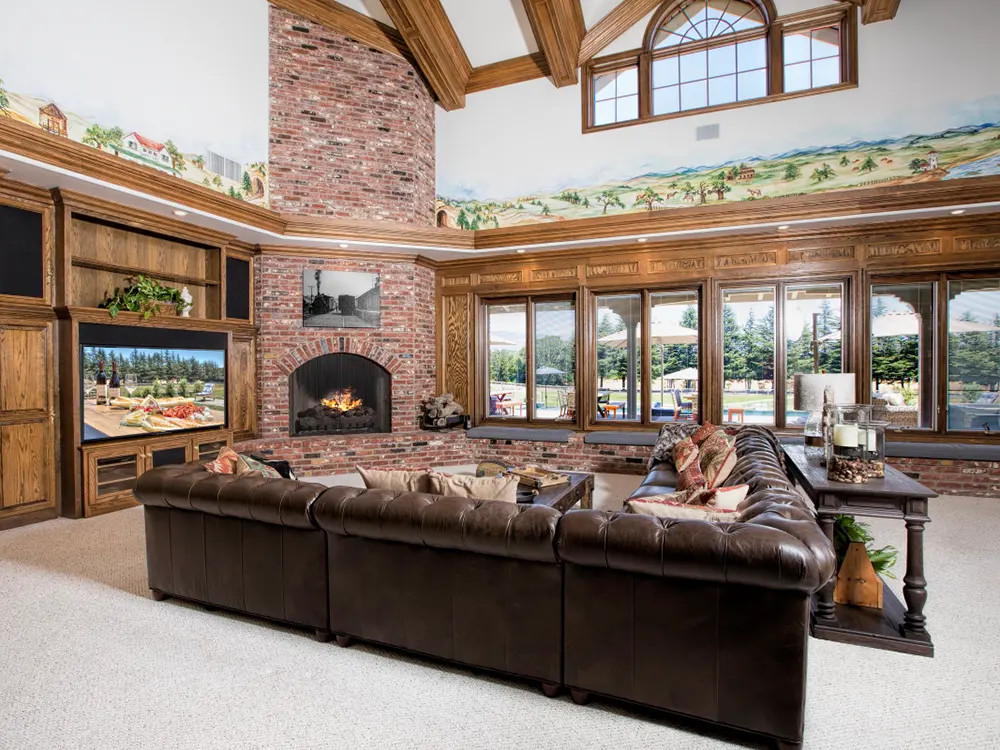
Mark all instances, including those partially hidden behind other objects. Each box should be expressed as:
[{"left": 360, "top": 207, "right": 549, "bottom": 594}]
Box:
[{"left": 302, "top": 270, "right": 381, "bottom": 328}]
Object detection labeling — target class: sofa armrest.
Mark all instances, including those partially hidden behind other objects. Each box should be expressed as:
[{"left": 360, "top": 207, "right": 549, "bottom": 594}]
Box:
[
  {"left": 557, "top": 508, "right": 834, "bottom": 594},
  {"left": 312, "top": 487, "right": 561, "bottom": 563},
  {"left": 133, "top": 465, "right": 327, "bottom": 530}
]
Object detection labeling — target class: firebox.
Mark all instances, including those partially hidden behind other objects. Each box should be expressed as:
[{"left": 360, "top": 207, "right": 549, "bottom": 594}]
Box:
[{"left": 289, "top": 353, "right": 391, "bottom": 436}]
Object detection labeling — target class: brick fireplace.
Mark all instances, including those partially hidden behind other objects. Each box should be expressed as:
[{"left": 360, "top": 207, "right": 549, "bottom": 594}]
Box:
[{"left": 289, "top": 352, "right": 392, "bottom": 436}]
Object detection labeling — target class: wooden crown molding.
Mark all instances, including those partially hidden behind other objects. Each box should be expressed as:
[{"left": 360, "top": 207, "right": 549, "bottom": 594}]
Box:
[
  {"left": 522, "top": 0, "right": 586, "bottom": 87},
  {"left": 283, "top": 213, "right": 473, "bottom": 249},
  {"left": 579, "top": 0, "right": 661, "bottom": 64},
  {"left": 467, "top": 53, "right": 551, "bottom": 94},
  {"left": 378, "top": 0, "right": 472, "bottom": 110},
  {"left": 269, "top": 0, "right": 412, "bottom": 61}
]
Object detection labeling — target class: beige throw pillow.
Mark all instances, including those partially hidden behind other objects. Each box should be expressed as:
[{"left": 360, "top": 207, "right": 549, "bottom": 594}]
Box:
[
  {"left": 627, "top": 489, "right": 740, "bottom": 522},
  {"left": 356, "top": 466, "right": 432, "bottom": 493},
  {"left": 429, "top": 472, "right": 520, "bottom": 502}
]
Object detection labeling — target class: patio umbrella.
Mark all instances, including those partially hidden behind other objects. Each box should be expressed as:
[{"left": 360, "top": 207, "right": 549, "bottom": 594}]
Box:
[
  {"left": 599, "top": 323, "right": 698, "bottom": 406},
  {"left": 819, "top": 312, "right": 1000, "bottom": 341},
  {"left": 535, "top": 366, "right": 565, "bottom": 406},
  {"left": 489, "top": 334, "right": 518, "bottom": 347}
]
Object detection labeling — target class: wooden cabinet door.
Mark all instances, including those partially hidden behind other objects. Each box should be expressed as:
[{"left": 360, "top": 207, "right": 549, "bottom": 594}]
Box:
[
  {"left": 0, "top": 323, "right": 49, "bottom": 413},
  {"left": 83, "top": 444, "right": 145, "bottom": 517},
  {"left": 192, "top": 433, "right": 232, "bottom": 464},
  {"left": 229, "top": 335, "right": 257, "bottom": 439},
  {"left": 0, "top": 422, "right": 52, "bottom": 514},
  {"left": 147, "top": 437, "right": 192, "bottom": 469}
]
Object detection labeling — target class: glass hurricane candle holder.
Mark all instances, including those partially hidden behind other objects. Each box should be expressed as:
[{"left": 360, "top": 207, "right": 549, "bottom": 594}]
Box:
[
  {"left": 825, "top": 405, "right": 873, "bottom": 483},
  {"left": 858, "top": 420, "right": 887, "bottom": 478}
]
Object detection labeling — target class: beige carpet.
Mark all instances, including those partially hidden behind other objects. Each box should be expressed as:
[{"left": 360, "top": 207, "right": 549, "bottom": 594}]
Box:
[{"left": 1, "top": 482, "right": 998, "bottom": 749}]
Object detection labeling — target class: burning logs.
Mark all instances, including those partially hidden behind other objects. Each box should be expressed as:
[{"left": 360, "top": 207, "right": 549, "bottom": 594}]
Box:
[
  {"left": 296, "top": 401, "right": 377, "bottom": 434},
  {"left": 422, "top": 393, "right": 466, "bottom": 429}
]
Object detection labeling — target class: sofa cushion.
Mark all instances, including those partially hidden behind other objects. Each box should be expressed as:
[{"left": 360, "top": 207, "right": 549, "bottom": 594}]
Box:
[
  {"left": 429, "top": 472, "right": 519, "bottom": 502},
  {"left": 701, "top": 439, "right": 737, "bottom": 489},
  {"left": 648, "top": 421, "right": 700, "bottom": 469},
  {"left": 702, "top": 484, "right": 750, "bottom": 511},
  {"left": 673, "top": 437, "right": 699, "bottom": 471},
  {"left": 676, "top": 459, "right": 707, "bottom": 491},
  {"left": 236, "top": 453, "right": 282, "bottom": 479},
  {"left": 205, "top": 448, "right": 240, "bottom": 475},
  {"left": 357, "top": 466, "right": 433, "bottom": 493},
  {"left": 691, "top": 422, "right": 718, "bottom": 445},
  {"left": 627, "top": 493, "right": 739, "bottom": 522}
]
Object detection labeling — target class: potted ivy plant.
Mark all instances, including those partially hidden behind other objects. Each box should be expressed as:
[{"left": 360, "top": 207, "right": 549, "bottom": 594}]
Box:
[{"left": 99, "top": 275, "right": 191, "bottom": 320}]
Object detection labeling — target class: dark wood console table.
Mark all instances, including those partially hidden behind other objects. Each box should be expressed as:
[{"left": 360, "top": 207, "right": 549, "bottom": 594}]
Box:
[{"left": 783, "top": 444, "right": 935, "bottom": 657}]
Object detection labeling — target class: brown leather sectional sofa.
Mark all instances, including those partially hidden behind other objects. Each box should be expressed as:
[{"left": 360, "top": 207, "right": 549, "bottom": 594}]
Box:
[{"left": 134, "top": 431, "right": 834, "bottom": 749}]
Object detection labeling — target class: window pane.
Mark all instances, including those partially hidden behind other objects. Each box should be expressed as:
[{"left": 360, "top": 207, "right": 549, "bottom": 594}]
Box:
[
  {"left": 812, "top": 26, "right": 841, "bottom": 58},
  {"left": 785, "top": 284, "right": 844, "bottom": 425},
  {"left": 709, "top": 74, "right": 737, "bottom": 105},
  {"left": 596, "top": 294, "right": 642, "bottom": 421},
  {"left": 652, "top": 57, "right": 680, "bottom": 87},
  {"left": 870, "top": 283, "right": 936, "bottom": 430},
  {"left": 947, "top": 279, "right": 1000, "bottom": 432},
  {"left": 737, "top": 38, "right": 766, "bottom": 71},
  {"left": 681, "top": 80, "right": 708, "bottom": 110},
  {"left": 617, "top": 66, "right": 639, "bottom": 97},
  {"left": 616, "top": 94, "right": 639, "bottom": 121},
  {"left": 708, "top": 44, "right": 737, "bottom": 76},
  {"left": 487, "top": 303, "right": 527, "bottom": 420},
  {"left": 723, "top": 287, "right": 776, "bottom": 425},
  {"left": 650, "top": 290, "right": 700, "bottom": 423},
  {"left": 737, "top": 69, "right": 767, "bottom": 100},
  {"left": 653, "top": 85, "right": 681, "bottom": 115},
  {"left": 594, "top": 72, "right": 616, "bottom": 101},
  {"left": 784, "top": 61, "right": 811, "bottom": 93},
  {"left": 680, "top": 50, "right": 708, "bottom": 82},
  {"left": 784, "top": 31, "right": 811, "bottom": 65},
  {"left": 533, "top": 300, "right": 576, "bottom": 422},
  {"left": 594, "top": 99, "right": 616, "bottom": 126},
  {"left": 812, "top": 56, "right": 841, "bottom": 88}
]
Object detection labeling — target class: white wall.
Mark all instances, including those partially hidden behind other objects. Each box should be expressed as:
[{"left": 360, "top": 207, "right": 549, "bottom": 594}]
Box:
[
  {"left": 436, "top": 0, "right": 1000, "bottom": 201},
  {"left": 0, "top": 0, "right": 268, "bottom": 164}
]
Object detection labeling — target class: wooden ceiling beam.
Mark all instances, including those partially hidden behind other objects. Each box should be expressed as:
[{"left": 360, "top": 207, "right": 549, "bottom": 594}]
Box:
[
  {"left": 578, "top": 0, "right": 662, "bottom": 64},
  {"left": 521, "top": 0, "right": 586, "bottom": 87},
  {"left": 378, "top": 0, "right": 472, "bottom": 110},
  {"left": 838, "top": 0, "right": 902, "bottom": 24},
  {"left": 467, "top": 53, "right": 551, "bottom": 94},
  {"left": 269, "top": 0, "right": 411, "bottom": 61}
]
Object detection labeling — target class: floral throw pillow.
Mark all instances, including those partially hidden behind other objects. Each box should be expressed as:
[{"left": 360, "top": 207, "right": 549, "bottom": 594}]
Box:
[
  {"left": 691, "top": 422, "right": 718, "bottom": 445},
  {"left": 204, "top": 448, "right": 240, "bottom": 475},
  {"left": 648, "top": 422, "right": 700, "bottom": 469},
  {"left": 236, "top": 453, "right": 282, "bottom": 479},
  {"left": 700, "top": 431, "right": 738, "bottom": 489}
]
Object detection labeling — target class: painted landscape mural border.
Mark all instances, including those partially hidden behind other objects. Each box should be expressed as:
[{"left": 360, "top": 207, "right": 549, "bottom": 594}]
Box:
[{"left": 436, "top": 117, "right": 1000, "bottom": 230}]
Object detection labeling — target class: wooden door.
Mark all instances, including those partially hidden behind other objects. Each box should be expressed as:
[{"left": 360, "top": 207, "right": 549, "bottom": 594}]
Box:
[
  {"left": 229, "top": 334, "right": 257, "bottom": 439},
  {"left": 0, "top": 422, "right": 50, "bottom": 514},
  {"left": 83, "top": 443, "right": 146, "bottom": 517}
]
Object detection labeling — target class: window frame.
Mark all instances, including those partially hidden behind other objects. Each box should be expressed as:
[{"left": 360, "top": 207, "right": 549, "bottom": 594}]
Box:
[
  {"left": 587, "top": 282, "right": 705, "bottom": 429},
  {"left": 582, "top": 1, "right": 858, "bottom": 134},
  {"left": 479, "top": 292, "right": 580, "bottom": 427},
  {"left": 716, "top": 275, "right": 853, "bottom": 430}
]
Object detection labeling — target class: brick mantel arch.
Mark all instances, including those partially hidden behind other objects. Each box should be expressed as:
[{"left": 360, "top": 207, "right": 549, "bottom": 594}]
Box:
[{"left": 277, "top": 337, "right": 404, "bottom": 378}]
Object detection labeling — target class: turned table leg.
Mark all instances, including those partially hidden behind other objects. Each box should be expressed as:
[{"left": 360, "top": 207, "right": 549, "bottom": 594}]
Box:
[
  {"left": 902, "top": 518, "right": 928, "bottom": 635},
  {"left": 815, "top": 514, "right": 838, "bottom": 624}
]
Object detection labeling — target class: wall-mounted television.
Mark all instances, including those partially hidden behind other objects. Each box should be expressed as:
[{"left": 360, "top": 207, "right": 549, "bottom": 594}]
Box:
[{"left": 80, "top": 324, "right": 227, "bottom": 443}]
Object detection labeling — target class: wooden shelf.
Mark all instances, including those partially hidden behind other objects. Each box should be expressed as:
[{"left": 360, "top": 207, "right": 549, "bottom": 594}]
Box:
[{"left": 71, "top": 257, "right": 220, "bottom": 287}]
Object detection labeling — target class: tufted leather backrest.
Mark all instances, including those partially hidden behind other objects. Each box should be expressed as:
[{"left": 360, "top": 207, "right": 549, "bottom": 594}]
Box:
[
  {"left": 312, "top": 487, "right": 562, "bottom": 563},
  {"left": 133, "top": 462, "right": 327, "bottom": 530}
]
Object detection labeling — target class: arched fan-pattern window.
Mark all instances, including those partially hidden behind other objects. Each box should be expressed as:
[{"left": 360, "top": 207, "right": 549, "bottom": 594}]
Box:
[{"left": 585, "top": 0, "right": 855, "bottom": 131}]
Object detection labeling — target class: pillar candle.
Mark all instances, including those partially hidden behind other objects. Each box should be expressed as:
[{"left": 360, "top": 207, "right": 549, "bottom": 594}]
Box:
[{"left": 832, "top": 424, "right": 858, "bottom": 447}]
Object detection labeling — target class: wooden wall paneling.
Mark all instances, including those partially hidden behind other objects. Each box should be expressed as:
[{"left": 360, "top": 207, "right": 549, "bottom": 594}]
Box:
[
  {"left": 57, "top": 318, "right": 82, "bottom": 518},
  {"left": 442, "top": 294, "right": 472, "bottom": 411},
  {"left": 269, "top": 0, "right": 412, "bottom": 60},
  {"left": 522, "top": 0, "right": 586, "bottom": 87},
  {"left": 229, "top": 332, "right": 259, "bottom": 440},
  {"left": 378, "top": 0, "right": 472, "bottom": 110},
  {"left": 0, "top": 324, "right": 49, "bottom": 413},
  {"left": 858, "top": 0, "right": 901, "bottom": 24},
  {"left": 0, "top": 422, "right": 51, "bottom": 513}
]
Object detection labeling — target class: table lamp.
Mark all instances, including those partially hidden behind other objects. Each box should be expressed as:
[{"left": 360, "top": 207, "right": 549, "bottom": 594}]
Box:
[{"left": 794, "top": 373, "right": 856, "bottom": 459}]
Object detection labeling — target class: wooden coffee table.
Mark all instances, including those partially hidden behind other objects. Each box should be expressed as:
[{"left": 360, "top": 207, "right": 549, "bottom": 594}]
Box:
[
  {"left": 783, "top": 443, "right": 935, "bottom": 657},
  {"left": 518, "top": 471, "right": 594, "bottom": 512}
]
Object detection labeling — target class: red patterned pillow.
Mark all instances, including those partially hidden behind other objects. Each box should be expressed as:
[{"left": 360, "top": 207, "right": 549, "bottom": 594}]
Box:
[
  {"left": 673, "top": 437, "right": 699, "bottom": 472},
  {"left": 691, "top": 422, "right": 718, "bottom": 445},
  {"left": 204, "top": 448, "right": 239, "bottom": 474},
  {"left": 702, "top": 441, "right": 738, "bottom": 489},
  {"left": 677, "top": 459, "right": 707, "bottom": 491}
]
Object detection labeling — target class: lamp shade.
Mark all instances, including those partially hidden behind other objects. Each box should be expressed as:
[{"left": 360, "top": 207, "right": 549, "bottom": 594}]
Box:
[{"left": 793, "top": 373, "right": 856, "bottom": 412}]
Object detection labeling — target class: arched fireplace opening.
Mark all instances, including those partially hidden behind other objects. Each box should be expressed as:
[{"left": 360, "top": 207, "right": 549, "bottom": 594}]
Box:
[{"left": 289, "top": 353, "right": 391, "bottom": 436}]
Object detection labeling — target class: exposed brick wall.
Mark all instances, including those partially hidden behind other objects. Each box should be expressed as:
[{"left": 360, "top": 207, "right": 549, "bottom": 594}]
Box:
[
  {"left": 268, "top": 5, "right": 435, "bottom": 224},
  {"left": 890, "top": 456, "right": 1000, "bottom": 499}
]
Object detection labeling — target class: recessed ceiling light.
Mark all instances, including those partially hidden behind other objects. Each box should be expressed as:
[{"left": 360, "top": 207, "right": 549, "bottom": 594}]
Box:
[
  {"left": 338, "top": 243, "right": 349, "bottom": 249},
  {"left": 951, "top": 209, "right": 965, "bottom": 215},
  {"left": 777, "top": 225, "right": 790, "bottom": 230},
  {"left": 637, "top": 237, "right": 648, "bottom": 243},
  {"left": 173, "top": 210, "right": 188, "bottom": 217},
  {"left": 516, "top": 249, "right": 526, "bottom": 254}
]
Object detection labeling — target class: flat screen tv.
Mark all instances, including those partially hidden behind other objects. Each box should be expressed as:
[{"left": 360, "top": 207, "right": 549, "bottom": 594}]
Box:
[{"left": 81, "top": 328, "right": 227, "bottom": 443}]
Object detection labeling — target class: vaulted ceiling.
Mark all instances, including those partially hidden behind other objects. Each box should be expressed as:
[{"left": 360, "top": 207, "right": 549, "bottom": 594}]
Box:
[{"left": 274, "top": 0, "right": 903, "bottom": 110}]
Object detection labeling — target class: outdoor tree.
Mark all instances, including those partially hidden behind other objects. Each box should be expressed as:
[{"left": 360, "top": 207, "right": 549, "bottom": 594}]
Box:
[
  {"left": 839, "top": 155, "right": 851, "bottom": 167},
  {"left": 909, "top": 158, "right": 929, "bottom": 174},
  {"left": 860, "top": 156, "right": 878, "bottom": 173},
  {"left": 540, "top": 203, "right": 551, "bottom": 216},
  {"left": 164, "top": 140, "right": 186, "bottom": 172},
  {"left": 810, "top": 163, "right": 836, "bottom": 183},
  {"left": 949, "top": 311, "right": 1000, "bottom": 390},
  {"left": 83, "top": 125, "right": 114, "bottom": 151},
  {"left": 242, "top": 171, "right": 253, "bottom": 193},
  {"left": 0, "top": 78, "right": 10, "bottom": 114},
  {"left": 212, "top": 175, "right": 223, "bottom": 188},
  {"left": 710, "top": 171, "right": 731, "bottom": 201},
  {"left": 456, "top": 208, "right": 470, "bottom": 229},
  {"left": 192, "top": 155, "right": 205, "bottom": 170},
  {"left": 783, "top": 163, "right": 802, "bottom": 181},
  {"left": 595, "top": 189, "right": 625, "bottom": 214},
  {"left": 695, "top": 180, "right": 712, "bottom": 204},
  {"left": 633, "top": 187, "right": 664, "bottom": 212}
]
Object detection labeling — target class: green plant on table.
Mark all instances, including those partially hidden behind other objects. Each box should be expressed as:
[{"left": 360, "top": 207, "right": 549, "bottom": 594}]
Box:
[
  {"left": 833, "top": 515, "right": 898, "bottom": 579},
  {"left": 99, "top": 274, "right": 190, "bottom": 319}
]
